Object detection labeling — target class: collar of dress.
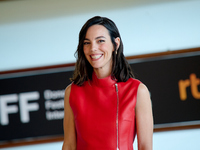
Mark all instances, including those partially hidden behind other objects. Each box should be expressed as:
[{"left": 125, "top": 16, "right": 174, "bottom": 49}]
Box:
[{"left": 91, "top": 72, "right": 117, "bottom": 87}]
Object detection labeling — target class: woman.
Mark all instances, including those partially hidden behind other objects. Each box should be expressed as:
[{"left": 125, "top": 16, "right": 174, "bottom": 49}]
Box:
[{"left": 62, "top": 16, "right": 153, "bottom": 150}]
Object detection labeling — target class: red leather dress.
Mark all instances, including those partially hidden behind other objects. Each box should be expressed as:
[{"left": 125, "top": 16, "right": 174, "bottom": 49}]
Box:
[{"left": 69, "top": 73, "right": 141, "bottom": 150}]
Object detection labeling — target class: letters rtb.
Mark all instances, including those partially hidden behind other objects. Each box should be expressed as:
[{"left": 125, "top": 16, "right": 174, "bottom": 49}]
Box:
[{"left": 179, "top": 73, "right": 200, "bottom": 100}]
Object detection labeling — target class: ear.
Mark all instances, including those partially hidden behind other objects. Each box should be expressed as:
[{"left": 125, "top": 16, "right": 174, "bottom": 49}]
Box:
[{"left": 115, "top": 37, "right": 120, "bottom": 51}]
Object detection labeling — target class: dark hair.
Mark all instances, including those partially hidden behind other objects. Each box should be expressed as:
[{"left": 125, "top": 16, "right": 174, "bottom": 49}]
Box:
[{"left": 71, "top": 16, "right": 134, "bottom": 85}]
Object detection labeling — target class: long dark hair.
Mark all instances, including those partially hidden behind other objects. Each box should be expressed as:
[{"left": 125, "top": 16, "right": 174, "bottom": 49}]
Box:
[{"left": 71, "top": 16, "right": 134, "bottom": 86}]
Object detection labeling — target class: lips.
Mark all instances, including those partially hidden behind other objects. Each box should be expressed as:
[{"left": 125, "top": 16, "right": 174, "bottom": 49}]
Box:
[{"left": 90, "top": 54, "right": 103, "bottom": 60}]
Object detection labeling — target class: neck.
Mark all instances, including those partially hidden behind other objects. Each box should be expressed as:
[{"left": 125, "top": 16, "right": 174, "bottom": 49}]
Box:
[{"left": 94, "top": 68, "right": 111, "bottom": 79}]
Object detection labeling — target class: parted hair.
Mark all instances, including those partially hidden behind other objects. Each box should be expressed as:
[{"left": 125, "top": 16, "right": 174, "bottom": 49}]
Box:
[{"left": 71, "top": 16, "right": 134, "bottom": 86}]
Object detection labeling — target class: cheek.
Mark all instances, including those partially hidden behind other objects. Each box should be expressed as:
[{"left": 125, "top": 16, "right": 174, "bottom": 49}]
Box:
[
  {"left": 83, "top": 49, "right": 91, "bottom": 62},
  {"left": 83, "top": 47, "right": 89, "bottom": 55},
  {"left": 100, "top": 43, "right": 114, "bottom": 53}
]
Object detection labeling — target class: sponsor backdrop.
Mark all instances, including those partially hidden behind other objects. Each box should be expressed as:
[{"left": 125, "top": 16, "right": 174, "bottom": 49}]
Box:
[
  {"left": 0, "top": 68, "right": 74, "bottom": 144},
  {"left": 0, "top": 51, "right": 200, "bottom": 145},
  {"left": 130, "top": 51, "right": 200, "bottom": 128}
]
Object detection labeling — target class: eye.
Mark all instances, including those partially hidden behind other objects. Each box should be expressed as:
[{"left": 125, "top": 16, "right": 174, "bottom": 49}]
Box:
[
  {"left": 83, "top": 41, "right": 90, "bottom": 45},
  {"left": 98, "top": 39, "right": 105, "bottom": 43}
]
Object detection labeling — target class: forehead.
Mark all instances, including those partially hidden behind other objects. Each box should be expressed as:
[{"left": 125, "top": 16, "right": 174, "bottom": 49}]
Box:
[{"left": 85, "top": 25, "right": 110, "bottom": 38}]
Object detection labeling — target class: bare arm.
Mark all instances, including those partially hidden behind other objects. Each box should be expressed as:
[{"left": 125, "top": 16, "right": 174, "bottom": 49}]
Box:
[
  {"left": 62, "top": 84, "right": 76, "bottom": 150},
  {"left": 135, "top": 83, "right": 153, "bottom": 150}
]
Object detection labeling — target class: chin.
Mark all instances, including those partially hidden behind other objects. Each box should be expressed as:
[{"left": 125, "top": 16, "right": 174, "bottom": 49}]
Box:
[
  {"left": 89, "top": 63, "right": 101, "bottom": 68},
  {"left": 92, "top": 66, "right": 101, "bottom": 69},
  {"left": 91, "top": 64, "right": 103, "bottom": 69}
]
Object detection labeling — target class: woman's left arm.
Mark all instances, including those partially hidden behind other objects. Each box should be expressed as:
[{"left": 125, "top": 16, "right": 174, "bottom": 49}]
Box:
[{"left": 135, "top": 83, "right": 154, "bottom": 150}]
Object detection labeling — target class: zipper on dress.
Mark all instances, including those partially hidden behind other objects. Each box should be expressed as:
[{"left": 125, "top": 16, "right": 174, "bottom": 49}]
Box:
[{"left": 115, "top": 84, "right": 119, "bottom": 150}]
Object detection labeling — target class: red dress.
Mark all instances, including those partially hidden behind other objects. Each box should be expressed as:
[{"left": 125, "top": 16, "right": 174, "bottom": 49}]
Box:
[{"left": 69, "top": 73, "right": 141, "bottom": 150}]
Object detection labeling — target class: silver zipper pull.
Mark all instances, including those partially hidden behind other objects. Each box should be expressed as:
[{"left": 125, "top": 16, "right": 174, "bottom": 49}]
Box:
[{"left": 115, "top": 84, "right": 118, "bottom": 92}]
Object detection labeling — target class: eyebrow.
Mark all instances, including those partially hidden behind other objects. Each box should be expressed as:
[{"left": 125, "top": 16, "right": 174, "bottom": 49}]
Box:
[{"left": 84, "top": 36, "right": 106, "bottom": 40}]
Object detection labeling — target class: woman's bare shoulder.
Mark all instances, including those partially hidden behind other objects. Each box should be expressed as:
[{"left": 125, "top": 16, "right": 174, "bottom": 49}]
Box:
[
  {"left": 65, "top": 83, "right": 72, "bottom": 93},
  {"left": 64, "top": 84, "right": 72, "bottom": 102},
  {"left": 138, "top": 83, "right": 149, "bottom": 94}
]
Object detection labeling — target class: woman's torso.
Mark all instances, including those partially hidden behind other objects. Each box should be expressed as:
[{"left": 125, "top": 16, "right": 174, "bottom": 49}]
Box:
[{"left": 69, "top": 73, "right": 140, "bottom": 150}]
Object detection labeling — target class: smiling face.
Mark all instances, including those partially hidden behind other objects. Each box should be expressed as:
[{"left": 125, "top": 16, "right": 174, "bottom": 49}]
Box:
[{"left": 83, "top": 25, "right": 115, "bottom": 77}]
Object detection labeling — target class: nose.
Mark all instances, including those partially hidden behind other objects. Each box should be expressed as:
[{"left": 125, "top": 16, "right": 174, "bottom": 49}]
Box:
[{"left": 90, "top": 42, "right": 97, "bottom": 52}]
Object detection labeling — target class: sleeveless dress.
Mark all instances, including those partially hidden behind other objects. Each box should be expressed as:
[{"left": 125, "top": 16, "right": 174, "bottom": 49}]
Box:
[{"left": 69, "top": 73, "right": 141, "bottom": 150}]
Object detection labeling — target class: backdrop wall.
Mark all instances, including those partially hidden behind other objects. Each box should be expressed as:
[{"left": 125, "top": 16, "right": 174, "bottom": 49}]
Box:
[{"left": 1, "top": 0, "right": 200, "bottom": 71}]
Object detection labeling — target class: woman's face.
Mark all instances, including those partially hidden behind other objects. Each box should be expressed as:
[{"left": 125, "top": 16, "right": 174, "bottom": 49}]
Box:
[{"left": 83, "top": 25, "right": 115, "bottom": 74}]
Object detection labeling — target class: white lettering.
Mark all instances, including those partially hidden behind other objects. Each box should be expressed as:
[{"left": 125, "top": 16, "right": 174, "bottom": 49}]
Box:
[
  {"left": 19, "top": 92, "right": 39, "bottom": 123},
  {"left": 46, "top": 110, "right": 64, "bottom": 120},
  {"left": 0, "top": 94, "right": 18, "bottom": 125},
  {"left": 45, "top": 99, "right": 64, "bottom": 110},
  {"left": 44, "top": 89, "right": 64, "bottom": 100}
]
